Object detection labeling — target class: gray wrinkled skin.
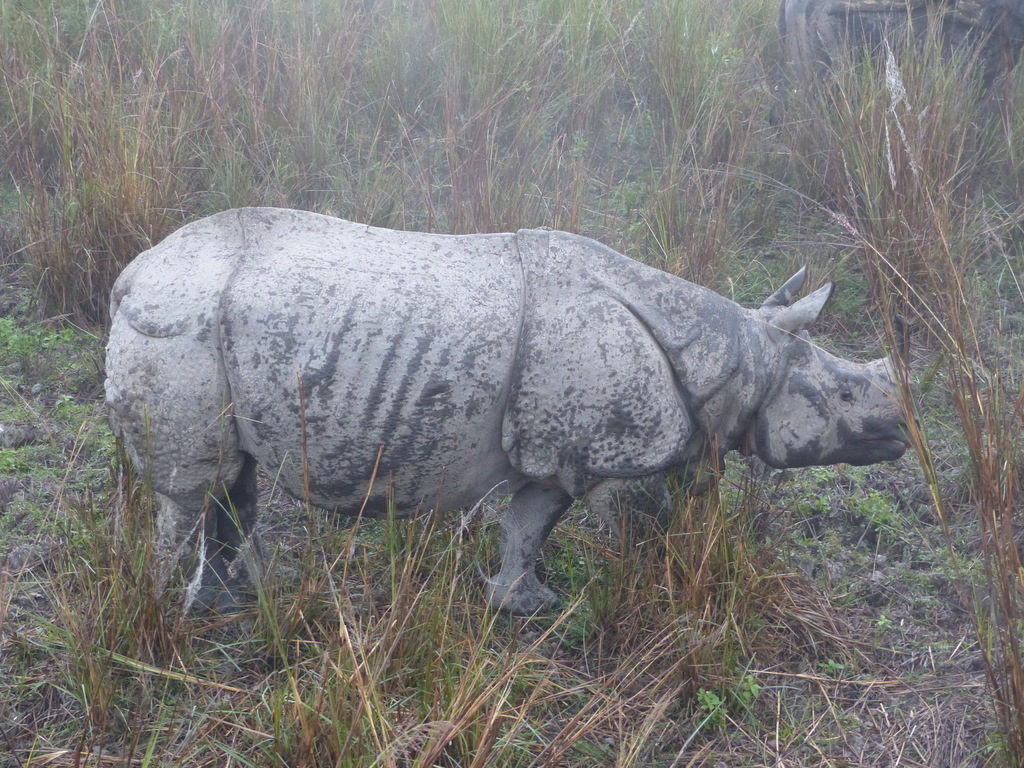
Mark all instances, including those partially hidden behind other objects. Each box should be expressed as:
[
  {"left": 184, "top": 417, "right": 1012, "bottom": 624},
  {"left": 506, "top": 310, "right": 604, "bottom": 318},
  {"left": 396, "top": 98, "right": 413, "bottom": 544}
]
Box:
[
  {"left": 778, "top": 0, "right": 1024, "bottom": 97},
  {"left": 105, "top": 207, "right": 909, "bottom": 615}
]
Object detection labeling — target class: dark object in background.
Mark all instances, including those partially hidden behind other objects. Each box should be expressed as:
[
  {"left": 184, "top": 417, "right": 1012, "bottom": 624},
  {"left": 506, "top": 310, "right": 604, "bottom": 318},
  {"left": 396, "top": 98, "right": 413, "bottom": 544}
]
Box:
[{"left": 776, "top": 0, "right": 1024, "bottom": 104}]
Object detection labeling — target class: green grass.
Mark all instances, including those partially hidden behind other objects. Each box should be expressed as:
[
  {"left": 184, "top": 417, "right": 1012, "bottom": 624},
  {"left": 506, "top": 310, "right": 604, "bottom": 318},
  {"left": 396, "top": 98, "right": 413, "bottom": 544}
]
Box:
[{"left": 3, "top": 0, "right": 1024, "bottom": 764}]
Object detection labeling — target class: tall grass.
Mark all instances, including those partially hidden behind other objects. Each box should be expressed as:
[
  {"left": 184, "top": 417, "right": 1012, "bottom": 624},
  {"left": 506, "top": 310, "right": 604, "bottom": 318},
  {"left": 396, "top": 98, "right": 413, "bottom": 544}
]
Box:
[
  {"left": 858, "top": 229, "right": 1024, "bottom": 766},
  {"left": 781, "top": 53, "right": 1024, "bottom": 766},
  {"left": 2, "top": 470, "right": 845, "bottom": 765},
  {"left": 778, "top": 20, "right": 1010, "bottom": 307},
  {"left": 782, "top": 20, "right": 1024, "bottom": 764},
  {"left": 1, "top": 0, "right": 779, "bottom": 322}
]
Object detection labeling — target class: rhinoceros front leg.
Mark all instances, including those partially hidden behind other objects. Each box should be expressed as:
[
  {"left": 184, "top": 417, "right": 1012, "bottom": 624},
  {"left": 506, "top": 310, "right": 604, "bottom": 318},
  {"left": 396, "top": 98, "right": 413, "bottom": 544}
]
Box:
[{"left": 485, "top": 482, "right": 573, "bottom": 614}]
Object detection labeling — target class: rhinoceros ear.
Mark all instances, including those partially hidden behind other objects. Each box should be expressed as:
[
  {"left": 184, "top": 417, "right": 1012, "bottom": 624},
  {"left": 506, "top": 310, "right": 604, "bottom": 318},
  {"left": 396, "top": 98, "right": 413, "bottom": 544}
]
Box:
[
  {"left": 760, "top": 265, "right": 808, "bottom": 309},
  {"left": 894, "top": 314, "right": 912, "bottom": 362},
  {"left": 768, "top": 282, "right": 834, "bottom": 336}
]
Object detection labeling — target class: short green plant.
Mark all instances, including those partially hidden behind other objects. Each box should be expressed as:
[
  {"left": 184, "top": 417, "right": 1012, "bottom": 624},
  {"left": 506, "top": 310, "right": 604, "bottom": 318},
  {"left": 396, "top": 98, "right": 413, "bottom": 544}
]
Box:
[
  {"left": 731, "top": 672, "right": 763, "bottom": 716},
  {"left": 822, "top": 658, "right": 847, "bottom": 679},
  {"left": 695, "top": 672, "right": 762, "bottom": 730},
  {"left": 696, "top": 687, "right": 727, "bottom": 728},
  {"left": 852, "top": 488, "right": 904, "bottom": 545},
  {"left": 0, "top": 317, "right": 77, "bottom": 378},
  {"left": 873, "top": 613, "right": 895, "bottom": 647}
]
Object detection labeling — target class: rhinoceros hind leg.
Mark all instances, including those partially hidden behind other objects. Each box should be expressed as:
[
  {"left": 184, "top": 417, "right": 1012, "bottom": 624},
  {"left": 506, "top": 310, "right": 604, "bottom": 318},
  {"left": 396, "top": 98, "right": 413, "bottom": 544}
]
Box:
[
  {"left": 485, "top": 482, "right": 572, "bottom": 614},
  {"left": 187, "top": 453, "right": 262, "bottom": 614}
]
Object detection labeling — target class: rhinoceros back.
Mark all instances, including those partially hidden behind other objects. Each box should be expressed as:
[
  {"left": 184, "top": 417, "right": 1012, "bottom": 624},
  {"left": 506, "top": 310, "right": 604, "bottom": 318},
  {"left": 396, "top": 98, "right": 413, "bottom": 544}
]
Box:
[{"left": 217, "top": 209, "right": 526, "bottom": 515}]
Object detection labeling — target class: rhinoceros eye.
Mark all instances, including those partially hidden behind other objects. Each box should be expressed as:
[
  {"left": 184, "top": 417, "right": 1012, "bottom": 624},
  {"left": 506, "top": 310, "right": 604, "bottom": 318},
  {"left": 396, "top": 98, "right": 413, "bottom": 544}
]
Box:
[{"left": 840, "top": 389, "right": 854, "bottom": 403}]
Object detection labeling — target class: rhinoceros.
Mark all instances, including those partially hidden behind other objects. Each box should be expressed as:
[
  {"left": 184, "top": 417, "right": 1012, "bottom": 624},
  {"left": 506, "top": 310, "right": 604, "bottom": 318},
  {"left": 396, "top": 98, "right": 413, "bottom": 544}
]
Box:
[
  {"left": 778, "top": 0, "right": 1024, "bottom": 96},
  {"left": 104, "top": 207, "right": 909, "bottom": 614}
]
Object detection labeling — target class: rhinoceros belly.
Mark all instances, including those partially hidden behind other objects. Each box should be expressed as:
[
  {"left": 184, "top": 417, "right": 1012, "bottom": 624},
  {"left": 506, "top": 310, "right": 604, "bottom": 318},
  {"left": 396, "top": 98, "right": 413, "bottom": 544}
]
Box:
[{"left": 219, "top": 220, "right": 525, "bottom": 517}]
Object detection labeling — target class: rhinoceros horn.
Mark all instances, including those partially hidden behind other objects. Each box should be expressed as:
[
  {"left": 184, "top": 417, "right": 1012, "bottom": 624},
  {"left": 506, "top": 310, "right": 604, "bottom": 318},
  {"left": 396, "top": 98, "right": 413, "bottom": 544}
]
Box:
[{"left": 770, "top": 283, "right": 835, "bottom": 335}]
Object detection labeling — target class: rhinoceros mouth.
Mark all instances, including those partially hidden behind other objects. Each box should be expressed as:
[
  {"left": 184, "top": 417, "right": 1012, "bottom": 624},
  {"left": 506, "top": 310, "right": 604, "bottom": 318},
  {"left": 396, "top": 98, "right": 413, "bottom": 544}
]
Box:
[
  {"left": 857, "top": 432, "right": 910, "bottom": 463},
  {"left": 879, "top": 437, "right": 910, "bottom": 457}
]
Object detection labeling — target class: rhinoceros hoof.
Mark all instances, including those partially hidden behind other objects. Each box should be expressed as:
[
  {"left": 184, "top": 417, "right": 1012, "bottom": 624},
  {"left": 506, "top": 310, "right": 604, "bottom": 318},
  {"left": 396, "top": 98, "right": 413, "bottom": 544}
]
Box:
[
  {"left": 190, "top": 578, "right": 254, "bottom": 616},
  {"left": 484, "top": 575, "right": 559, "bottom": 615}
]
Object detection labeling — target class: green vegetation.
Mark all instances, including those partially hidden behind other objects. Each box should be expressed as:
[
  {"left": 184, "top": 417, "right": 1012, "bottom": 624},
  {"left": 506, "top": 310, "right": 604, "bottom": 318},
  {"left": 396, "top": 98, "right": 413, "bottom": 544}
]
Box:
[{"left": 2, "top": 0, "right": 1024, "bottom": 765}]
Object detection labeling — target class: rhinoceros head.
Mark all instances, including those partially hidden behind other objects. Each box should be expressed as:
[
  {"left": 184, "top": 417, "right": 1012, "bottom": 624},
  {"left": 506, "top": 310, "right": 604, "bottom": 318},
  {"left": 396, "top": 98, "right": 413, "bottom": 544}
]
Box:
[{"left": 747, "top": 273, "right": 910, "bottom": 470}]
